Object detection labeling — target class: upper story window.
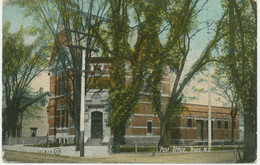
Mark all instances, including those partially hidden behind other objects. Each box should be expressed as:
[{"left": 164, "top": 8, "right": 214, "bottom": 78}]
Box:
[
  {"left": 51, "top": 47, "right": 72, "bottom": 75},
  {"left": 55, "top": 72, "right": 69, "bottom": 96}
]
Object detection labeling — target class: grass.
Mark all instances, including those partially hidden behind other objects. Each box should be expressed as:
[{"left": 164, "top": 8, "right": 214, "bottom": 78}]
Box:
[
  {"left": 120, "top": 146, "right": 156, "bottom": 152},
  {"left": 120, "top": 146, "right": 243, "bottom": 153},
  {"left": 25, "top": 143, "right": 75, "bottom": 147},
  {"left": 211, "top": 147, "right": 243, "bottom": 150},
  {"left": 25, "top": 144, "right": 243, "bottom": 152}
]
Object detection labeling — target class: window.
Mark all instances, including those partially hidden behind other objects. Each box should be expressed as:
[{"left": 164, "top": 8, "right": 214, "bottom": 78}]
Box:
[
  {"left": 188, "top": 119, "right": 192, "bottom": 127},
  {"left": 217, "top": 120, "right": 221, "bottom": 129},
  {"left": 61, "top": 110, "right": 65, "bottom": 127},
  {"left": 52, "top": 47, "right": 72, "bottom": 75},
  {"left": 147, "top": 121, "right": 152, "bottom": 134},
  {"left": 57, "top": 77, "right": 61, "bottom": 95},
  {"left": 56, "top": 110, "right": 60, "bottom": 128},
  {"left": 225, "top": 120, "right": 229, "bottom": 129},
  {"left": 61, "top": 73, "right": 65, "bottom": 95},
  {"left": 66, "top": 110, "right": 69, "bottom": 128},
  {"left": 56, "top": 74, "right": 66, "bottom": 96},
  {"left": 57, "top": 109, "right": 68, "bottom": 128}
]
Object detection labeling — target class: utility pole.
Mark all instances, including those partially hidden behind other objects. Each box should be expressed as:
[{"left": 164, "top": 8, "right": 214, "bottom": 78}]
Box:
[
  {"left": 80, "top": 49, "right": 86, "bottom": 157},
  {"left": 208, "top": 70, "right": 212, "bottom": 149}
]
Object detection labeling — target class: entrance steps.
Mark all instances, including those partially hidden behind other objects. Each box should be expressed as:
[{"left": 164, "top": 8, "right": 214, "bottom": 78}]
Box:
[
  {"left": 85, "top": 139, "right": 110, "bottom": 156},
  {"left": 86, "top": 138, "right": 103, "bottom": 146},
  {"left": 84, "top": 146, "right": 109, "bottom": 156}
]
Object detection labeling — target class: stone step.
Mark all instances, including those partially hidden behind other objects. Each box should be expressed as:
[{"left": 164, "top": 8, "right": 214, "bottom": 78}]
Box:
[
  {"left": 84, "top": 146, "right": 109, "bottom": 156},
  {"left": 86, "top": 138, "right": 103, "bottom": 146}
]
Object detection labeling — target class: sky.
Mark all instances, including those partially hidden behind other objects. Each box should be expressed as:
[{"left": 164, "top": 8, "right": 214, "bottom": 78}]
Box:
[{"left": 2, "top": 0, "right": 231, "bottom": 107}]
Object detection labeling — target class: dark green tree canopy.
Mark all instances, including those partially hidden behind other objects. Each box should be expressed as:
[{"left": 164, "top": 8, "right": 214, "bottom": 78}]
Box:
[{"left": 2, "top": 21, "right": 49, "bottom": 138}]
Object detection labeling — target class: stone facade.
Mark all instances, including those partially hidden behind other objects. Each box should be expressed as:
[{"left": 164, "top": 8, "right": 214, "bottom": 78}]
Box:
[{"left": 84, "top": 89, "right": 110, "bottom": 144}]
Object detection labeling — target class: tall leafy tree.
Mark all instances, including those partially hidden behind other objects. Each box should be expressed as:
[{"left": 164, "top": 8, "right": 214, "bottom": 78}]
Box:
[
  {"left": 9, "top": 0, "right": 108, "bottom": 150},
  {"left": 2, "top": 21, "right": 49, "bottom": 139},
  {"left": 147, "top": 0, "right": 227, "bottom": 147},
  {"left": 95, "top": 0, "right": 166, "bottom": 152},
  {"left": 219, "top": 0, "right": 257, "bottom": 162},
  {"left": 95, "top": 0, "right": 221, "bottom": 151}
]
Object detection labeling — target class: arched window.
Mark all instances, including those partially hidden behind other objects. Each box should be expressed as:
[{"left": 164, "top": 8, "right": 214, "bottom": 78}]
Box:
[
  {"left": 52, "top": 47, "right": 72, "bottom": 96},
  {"left": 51, "top": 47, "right": 72, "bottom": 75}
]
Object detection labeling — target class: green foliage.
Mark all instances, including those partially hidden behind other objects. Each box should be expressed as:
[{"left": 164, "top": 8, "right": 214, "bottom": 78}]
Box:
[
  {"left": 219, "top": 0, "right": 256, "bottom": 109},
  {"left": 120, "top": 146, "right": 156, "bottom": 153},
  {"left": 2, "top": 21, "right": 48, "bottom": 137},
  {"left": 98, "top": 0, "right": 169, "bottom": 151},
  {"left": 218, "top": 0, "right": 256, "bottom": 161},
  {"left": 27, "top": 143, "right": 75, "bottom": 148},
  {"left": 22, "top": 89, "right": 48, "bottom": 120},
  {"left": 108, "top": 89, "right": 139, "bottom": 132}
]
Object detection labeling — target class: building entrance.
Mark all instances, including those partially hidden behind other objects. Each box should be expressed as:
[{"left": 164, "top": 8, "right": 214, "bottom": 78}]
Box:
[
  {"left": 197, "top": 120, "right": 204, "bottom": 140},
  {"left": 91, "top": 111, "right": 103, "bottom": 139}
]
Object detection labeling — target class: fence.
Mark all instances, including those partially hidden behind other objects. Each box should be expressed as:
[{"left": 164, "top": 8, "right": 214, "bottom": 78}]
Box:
[{"left": 2, "top": 136, "right": 48, "bottom": 145}]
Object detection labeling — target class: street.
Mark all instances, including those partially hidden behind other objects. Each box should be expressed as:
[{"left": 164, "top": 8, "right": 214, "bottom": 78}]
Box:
[{"left": 3, "top": 149, "right": 242, "bottom": 163}]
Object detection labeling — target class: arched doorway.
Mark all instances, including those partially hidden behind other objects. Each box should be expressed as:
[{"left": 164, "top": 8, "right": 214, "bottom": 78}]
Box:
[{"left": 91, "top": 111, "right": 103, "bottom": 139}]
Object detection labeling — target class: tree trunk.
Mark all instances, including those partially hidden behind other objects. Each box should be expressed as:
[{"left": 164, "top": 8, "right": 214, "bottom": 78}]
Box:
[
  {"left": 7, "top": 111, "right": 18, "bottom": 137},
  {"left": 230, "top": 102, "right": 237, "bottom": 144},
  {"left": 159, "top": 115, "right": 165, "bottom": 147},
  {"left": 75, "top": 120, "right": 80, "bottom": 151},
  {"left": 231, "top": 116, "right": 235, "bottom": 143},
  {"left": 2, "top": 113, "right": 7, "bottom": 142},
  {"left": 243, "top": 104, "right": 256, "bottom": 162},
  {"left": 158, "top": 114, "right": 171, "bottom": 147},
  {"left": 112, "top": 124, "right": 125, "bottom": 153},
  {"left": 10, "top": 124, "right": 17, "bottom": 137},
  {"left": 112, "top": 132, "right": 121, "bottom": 153}
]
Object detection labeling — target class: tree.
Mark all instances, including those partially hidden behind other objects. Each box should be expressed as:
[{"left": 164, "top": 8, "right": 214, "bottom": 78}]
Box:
[
  {"left": 211, "top": 68, "right": 240, "bottom": 143},
  {"left": 2, "top": 21, "right": 49, "bottom": 139},
  {"left": 219, "top": 0, "right": 257, "bottom": 162},
  {"left": 95, "top": 0, "right": 165, "bottom": 152},
  {"left": 192, "top": 65, "right": 241, "bottom": 144},
  {"left": 95, "top": 0, "right": 224, "bottom": 151},
  {"left": 9, "top": 0, "right": 108, "bottom": 150},
  {"left": 147, "top": 0, "right": 227, "bottom": 147}
]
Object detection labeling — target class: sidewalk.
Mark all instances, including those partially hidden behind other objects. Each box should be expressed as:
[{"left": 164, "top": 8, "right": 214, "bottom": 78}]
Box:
[
  {"left": 2, "top": 144, "right": 109, "bottom": 157},
  {"left": 2, "top": 148, "right": 242, "bottom": 163}
]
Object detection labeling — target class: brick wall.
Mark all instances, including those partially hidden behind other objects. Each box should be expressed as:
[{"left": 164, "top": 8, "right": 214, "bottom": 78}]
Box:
[
  {"left": 127, "top": 103, "right": 240, "bottom": 142},
  {"left": 48, "top": 30, "right": 239, "bottom": 144}
]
